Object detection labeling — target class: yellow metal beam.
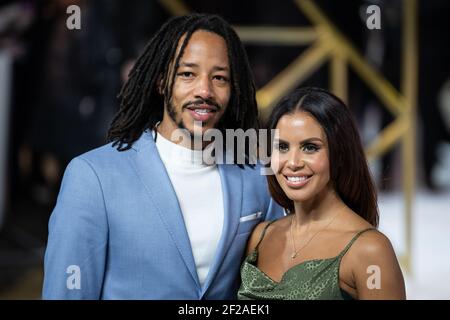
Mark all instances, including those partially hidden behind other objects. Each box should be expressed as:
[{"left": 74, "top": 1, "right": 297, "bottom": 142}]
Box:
[
  {"left": 345, "top": 46, "right": 405, "bottom": 118},
  {"left": 366, "top": 116, "right": 408, "bottom": 161},
  {"left": 330, "top": 49, "right": 348, "bottom": 104},
  {"left": 158, "top": 0, "right": 191, "bottom": 16},
  {"left": 400, "top": 0, "right": 418, "bottom": 275},
  {"left": 257, "top": 39, "right": 332, "bottom": 118},
  {"left": 234, "top": 26, "right": 317, "bottom": 45}
]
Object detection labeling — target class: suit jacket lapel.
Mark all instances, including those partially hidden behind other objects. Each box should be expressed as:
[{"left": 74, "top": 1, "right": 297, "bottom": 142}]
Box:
[
  {"left": 128, "top": 131, "right": 201, "bottom": 289},
  {"left": 201, "top": 163, "right": 242, "bottom": 295}
]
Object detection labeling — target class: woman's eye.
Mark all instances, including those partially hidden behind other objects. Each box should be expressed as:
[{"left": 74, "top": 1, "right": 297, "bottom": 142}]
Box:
[
  {"left": 276, "top": 143, "right": 289, "bottom": 153},
  {"left": 303, "top": 144, "right": 319, "bottom": 153}
]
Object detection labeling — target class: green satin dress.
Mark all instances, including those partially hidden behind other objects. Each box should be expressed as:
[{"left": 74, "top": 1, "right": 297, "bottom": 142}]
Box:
[{"left": 238, "top": 220, "right": 375, "bottom": 300}]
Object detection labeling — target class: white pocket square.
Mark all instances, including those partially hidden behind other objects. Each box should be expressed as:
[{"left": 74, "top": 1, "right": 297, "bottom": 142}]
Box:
[{"left": 239, "top": 211, "right": 262, "bottom": 222}]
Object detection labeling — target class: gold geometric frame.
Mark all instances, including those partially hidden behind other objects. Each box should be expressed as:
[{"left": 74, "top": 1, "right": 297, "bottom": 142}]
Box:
[{"left": 159, "top": 0, "right": 417, "bottom": 274}]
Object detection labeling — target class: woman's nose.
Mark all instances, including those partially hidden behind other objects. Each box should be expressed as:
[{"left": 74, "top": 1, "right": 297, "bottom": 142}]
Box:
[{"left": 287, "top": 151, "right": 305, "bottom": 170}]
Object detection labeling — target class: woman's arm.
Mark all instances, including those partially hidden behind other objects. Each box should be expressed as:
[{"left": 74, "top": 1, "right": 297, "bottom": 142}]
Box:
[{"left": 351, "top": 230, "right": 406, "bottom": 300}]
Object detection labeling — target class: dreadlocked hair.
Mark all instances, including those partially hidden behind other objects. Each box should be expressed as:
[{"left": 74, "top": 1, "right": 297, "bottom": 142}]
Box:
[{"left": 107, "top": 13, "right": 259, "bottom": 159}]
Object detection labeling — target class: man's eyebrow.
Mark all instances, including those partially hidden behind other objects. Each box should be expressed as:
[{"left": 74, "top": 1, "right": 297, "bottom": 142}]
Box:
[
  {"left": 212, "top": 66, "right": 229, "bottom": 72},
  {"left": 179, "top": 62, "right": 198, "bottom": 68},
  {"left": 178, "top": 62, "right": 229, "bottom": 71}
]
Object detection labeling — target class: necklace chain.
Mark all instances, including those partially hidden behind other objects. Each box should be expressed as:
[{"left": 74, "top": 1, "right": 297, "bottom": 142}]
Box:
[{"left": 289, "top": 208, "right": 343, "bottom": 259}]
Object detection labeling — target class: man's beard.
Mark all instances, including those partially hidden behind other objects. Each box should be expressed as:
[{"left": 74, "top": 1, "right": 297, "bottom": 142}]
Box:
[
  {"left": 166, "top": 101, "right": 195, "bottom": 138},
  {"left": 167, "top": 101, "right": 187, "bottom": 131}
]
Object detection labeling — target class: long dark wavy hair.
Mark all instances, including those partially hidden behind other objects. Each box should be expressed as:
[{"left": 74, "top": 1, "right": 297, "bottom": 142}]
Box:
[
  {"left": 266, "top": 87, "right": 379, "bottom": 227},
  {"left": 107, "top": 13, "right": 259, "bottom": 159}
]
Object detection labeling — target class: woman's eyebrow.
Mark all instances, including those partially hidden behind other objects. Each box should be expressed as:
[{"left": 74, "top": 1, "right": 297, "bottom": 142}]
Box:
[
  {"left": 274, "top": 137, "right": 323, "bottom": 144},
  {"left": 299, "top": 137, "right": 323, "bottom": 144}
]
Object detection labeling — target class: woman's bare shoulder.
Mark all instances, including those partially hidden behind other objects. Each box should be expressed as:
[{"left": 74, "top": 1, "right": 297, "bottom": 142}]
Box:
[{"left": 245, "top": 216, "right": 290, "bottom": 255}]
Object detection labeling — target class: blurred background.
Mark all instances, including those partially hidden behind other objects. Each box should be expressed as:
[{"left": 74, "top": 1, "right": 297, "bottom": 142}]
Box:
[{"left": 0, "top": 0, "right": 449, "bottom": 299}]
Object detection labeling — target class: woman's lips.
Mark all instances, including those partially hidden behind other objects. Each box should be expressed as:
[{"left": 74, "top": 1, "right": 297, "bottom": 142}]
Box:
[{"left": 284, "top": 175, "right": 312, "bottom": 188}]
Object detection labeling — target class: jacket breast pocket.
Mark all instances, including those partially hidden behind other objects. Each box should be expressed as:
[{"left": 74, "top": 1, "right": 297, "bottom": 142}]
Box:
[{"left": 236, "top": 211, "right": 262, "bottom": 235}]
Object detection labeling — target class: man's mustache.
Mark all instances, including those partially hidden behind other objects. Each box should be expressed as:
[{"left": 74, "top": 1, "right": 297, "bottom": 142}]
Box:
[{"left": 182, "top": 99, "right": 222, "bottom": 110}]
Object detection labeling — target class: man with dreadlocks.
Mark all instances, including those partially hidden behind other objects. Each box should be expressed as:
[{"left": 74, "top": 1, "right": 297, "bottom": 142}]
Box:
[{"left": 43, "top": 13, "right": 283, "bottom": 299}]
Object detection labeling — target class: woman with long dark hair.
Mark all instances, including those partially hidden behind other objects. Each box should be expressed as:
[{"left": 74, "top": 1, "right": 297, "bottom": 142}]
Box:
[{"left": 238, "top": 87, "right": 405, "bottom": 300}]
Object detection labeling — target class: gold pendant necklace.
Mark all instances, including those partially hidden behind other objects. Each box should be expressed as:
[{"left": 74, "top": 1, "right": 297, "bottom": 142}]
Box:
[{"left": 289, "top": 208, "right": 343, "bottom": 259}]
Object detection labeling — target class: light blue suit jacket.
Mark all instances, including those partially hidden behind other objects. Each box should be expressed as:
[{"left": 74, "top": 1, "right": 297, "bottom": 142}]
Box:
[{"left": 42, "top": 130, "right": 284, "bottom": 299}]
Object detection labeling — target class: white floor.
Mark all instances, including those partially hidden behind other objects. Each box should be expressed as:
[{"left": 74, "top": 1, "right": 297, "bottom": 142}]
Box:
[{"left": 378, "top": 191, "right": 450, "bottom": 299}]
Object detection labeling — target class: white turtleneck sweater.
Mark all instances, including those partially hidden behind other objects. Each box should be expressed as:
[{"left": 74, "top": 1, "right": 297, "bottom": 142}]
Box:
[{"left": 154, "top": 132, "right": 224, "bottom": 287}]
